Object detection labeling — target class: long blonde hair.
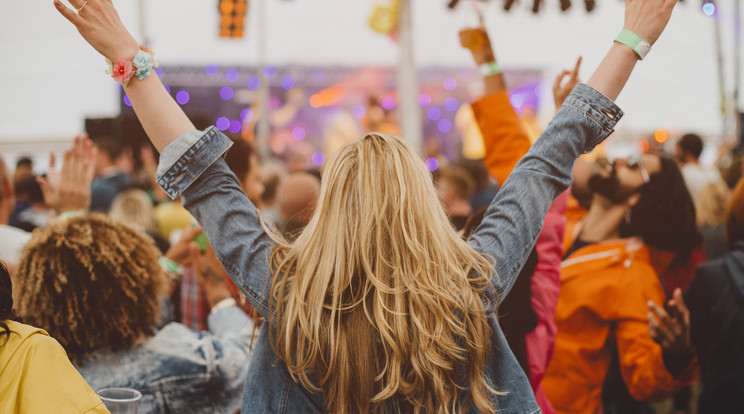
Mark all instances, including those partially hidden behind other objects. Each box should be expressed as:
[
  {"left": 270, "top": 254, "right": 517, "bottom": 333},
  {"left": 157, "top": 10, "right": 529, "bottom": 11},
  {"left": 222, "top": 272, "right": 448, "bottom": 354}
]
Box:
[{"left": 268, "top": 133, "right": 499, "bottom": 413}]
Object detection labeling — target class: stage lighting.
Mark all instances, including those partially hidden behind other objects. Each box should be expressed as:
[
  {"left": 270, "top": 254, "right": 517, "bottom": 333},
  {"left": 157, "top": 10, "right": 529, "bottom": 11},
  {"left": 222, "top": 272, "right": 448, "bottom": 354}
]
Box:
[
  {"left": 531, "top": 0, "right": 542, "bottom": 13},
  {"left": 702, "top": 1, "right": 717, "bottom": 16},
  {"left": 504, "top": 0, "right": 517, "bottom": 12},
  {"left": 219, "top": 0, "right": 248, "bottom": 38}
]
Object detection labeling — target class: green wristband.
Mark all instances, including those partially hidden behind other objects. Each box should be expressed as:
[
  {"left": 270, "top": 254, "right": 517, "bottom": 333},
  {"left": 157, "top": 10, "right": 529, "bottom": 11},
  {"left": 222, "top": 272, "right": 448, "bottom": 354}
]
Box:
[
  {"left": 479, "top": 61, "right": 503, "bottom": 77},
  {"left": 614, "top": 29, "right": 651, "bottom": 60}
]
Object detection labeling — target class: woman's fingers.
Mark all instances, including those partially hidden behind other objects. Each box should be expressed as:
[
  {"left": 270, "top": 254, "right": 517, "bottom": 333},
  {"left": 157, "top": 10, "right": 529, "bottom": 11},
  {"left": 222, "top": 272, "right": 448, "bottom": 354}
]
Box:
[{"left": 53, "top": 0, "right": 82, "bottom": 25}]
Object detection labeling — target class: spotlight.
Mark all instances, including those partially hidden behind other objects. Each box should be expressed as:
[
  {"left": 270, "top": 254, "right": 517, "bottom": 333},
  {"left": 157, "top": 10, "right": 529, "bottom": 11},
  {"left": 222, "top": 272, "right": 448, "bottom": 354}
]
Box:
[
  {"left": 702, "top": 2, "right": 717, "bottom": 16},
  {"left": 531, "top": 0, "right": 542, "bottom": 13}
]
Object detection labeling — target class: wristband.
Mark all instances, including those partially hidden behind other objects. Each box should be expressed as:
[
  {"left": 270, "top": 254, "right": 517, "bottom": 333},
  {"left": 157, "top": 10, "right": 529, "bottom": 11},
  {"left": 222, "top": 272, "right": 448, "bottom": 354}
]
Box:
[
  {"left": 158, "top": 256, "right": 183, "bottom": 283},
  {"left": 211, "top": 297, "right": 237, "bottom": 313},
  {"left": 479, "top": 61, "right": 503, "bottom": 77},
  {"left": 57, "top": 210, "right": 86, "bottom": 220},
  {"left": 614, "top": 29, "right": 651, "bottom": 60},
  {"left": 105, "top": 45, "right": 158, "bottom": 86}
]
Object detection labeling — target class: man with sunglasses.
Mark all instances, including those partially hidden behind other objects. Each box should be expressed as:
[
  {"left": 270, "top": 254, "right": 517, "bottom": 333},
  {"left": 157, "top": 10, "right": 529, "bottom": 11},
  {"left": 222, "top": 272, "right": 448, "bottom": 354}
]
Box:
[{"left": 543, "top": 153, "right": 700, "bottom": 414}]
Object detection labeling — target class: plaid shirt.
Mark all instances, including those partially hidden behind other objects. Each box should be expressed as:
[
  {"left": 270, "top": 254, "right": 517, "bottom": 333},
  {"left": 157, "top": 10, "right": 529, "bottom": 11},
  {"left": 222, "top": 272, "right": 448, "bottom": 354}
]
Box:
[{"left": 180, "top": 266, "right": 260, "bottom": 331}]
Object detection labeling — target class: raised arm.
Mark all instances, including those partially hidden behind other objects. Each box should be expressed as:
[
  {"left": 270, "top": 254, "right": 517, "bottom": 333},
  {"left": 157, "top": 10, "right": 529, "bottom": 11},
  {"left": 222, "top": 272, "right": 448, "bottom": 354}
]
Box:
[
  {"left": 468, "top": 0, "right": 678, "bottom": 299},
  {"left": 55, "top": 0, "right": 275, "bottom": 316},
  {"left": 54, "top": 0, "right": 194, "bottom": 151},
  {"left": 460, "top": 23, "right": 530, "bottom": 186}
]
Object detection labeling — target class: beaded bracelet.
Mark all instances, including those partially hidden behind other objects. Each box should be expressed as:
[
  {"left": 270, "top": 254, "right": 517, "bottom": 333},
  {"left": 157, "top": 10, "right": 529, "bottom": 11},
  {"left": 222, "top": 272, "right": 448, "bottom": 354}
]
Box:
[{"left": 105, "top": 45, "right": 158, "bottom": 86}]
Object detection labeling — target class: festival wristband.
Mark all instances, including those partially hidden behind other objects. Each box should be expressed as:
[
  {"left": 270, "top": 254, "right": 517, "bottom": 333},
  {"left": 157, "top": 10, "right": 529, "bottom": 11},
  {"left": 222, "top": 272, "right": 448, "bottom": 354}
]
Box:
[
  {"left": 105, "top": 45, "right": 158, "bottom": 86},
  {"left": 211, "top": 297, "right": 237, "bottom": 313},
  {"left": 479, "top": 61, "right": 503, "bottom": 77},
  {"left": 614, "top": 29, "right": 651, "bottom": 60}
]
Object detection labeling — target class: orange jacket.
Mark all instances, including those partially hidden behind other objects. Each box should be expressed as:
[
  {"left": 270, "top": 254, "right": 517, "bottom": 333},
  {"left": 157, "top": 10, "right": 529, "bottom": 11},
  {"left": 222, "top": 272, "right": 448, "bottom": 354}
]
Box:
[
  {"left": 472, "top": 90, "right": 563, "bottom": 414},
  {"left": 543, "top": 239, "right": 698, "bottom": 414},
  {"left": 470, "top": 91, "right": 531, "bottom": 187}
]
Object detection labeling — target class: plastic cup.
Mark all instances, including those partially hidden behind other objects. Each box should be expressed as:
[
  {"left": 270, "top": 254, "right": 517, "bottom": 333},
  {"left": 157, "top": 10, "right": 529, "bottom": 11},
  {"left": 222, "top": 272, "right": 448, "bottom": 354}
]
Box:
[{"left": 97, "top": 388, "right": 142, "bottom": 414}]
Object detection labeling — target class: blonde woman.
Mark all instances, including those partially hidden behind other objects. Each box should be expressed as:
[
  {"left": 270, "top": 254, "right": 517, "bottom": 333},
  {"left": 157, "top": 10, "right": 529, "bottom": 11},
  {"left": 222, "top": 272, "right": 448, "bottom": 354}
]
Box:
[{"left": 55, "top": 0, "right": 678, "bottom": 412}]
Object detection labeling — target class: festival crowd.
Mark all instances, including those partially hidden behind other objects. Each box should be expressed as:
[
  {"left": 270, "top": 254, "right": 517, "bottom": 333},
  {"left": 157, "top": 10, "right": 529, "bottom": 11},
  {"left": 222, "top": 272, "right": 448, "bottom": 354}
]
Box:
[{"left": 1, "top": 0, "right": 743, "bottom": 413}]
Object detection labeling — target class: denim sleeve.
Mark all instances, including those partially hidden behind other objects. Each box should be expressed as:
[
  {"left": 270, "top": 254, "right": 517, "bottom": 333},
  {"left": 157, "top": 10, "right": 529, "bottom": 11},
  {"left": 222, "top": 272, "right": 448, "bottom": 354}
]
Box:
[
  {"left": 468, "top": 84, "right": 622, "bottom": 304},
  {"left": 156, "top": 127, "right": 275, "bottom": 317}
]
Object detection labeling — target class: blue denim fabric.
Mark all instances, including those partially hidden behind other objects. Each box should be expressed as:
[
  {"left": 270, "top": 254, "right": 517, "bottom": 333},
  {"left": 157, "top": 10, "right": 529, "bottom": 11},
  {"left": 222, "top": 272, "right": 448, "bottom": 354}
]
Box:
[
  {"left": 157, "top": 83, "right": 622, "bottom": 413},
  {"left": 77, "top": 306, "right": 254, "bottom": 414}
]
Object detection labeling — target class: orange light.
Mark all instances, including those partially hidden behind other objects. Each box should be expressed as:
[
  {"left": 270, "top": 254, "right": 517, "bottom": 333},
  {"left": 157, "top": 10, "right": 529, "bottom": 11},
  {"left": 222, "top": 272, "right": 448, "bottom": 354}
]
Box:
[
  {"left": 638, "top": 139, "right": 649, "bottom": 153},
  {"left": 654, "top": 129, "right": 668, "bottom": 143},
  {"left": 309, "top": 86, "right": 344, "bottom": 108}
]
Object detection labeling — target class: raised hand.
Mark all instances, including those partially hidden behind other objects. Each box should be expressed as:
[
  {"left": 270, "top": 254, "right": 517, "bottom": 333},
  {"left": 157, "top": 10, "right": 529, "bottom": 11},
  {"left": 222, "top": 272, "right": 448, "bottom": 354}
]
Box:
[
  {"left": 647, "top": 288, "right": 691, "bottom": 358},
  {"left": 190, "top": 240, "right": 233, "bottom": 308},
  {"left": 38, "top": 134, "right": 98, "bottom": 214},
  {"left": 53, "top": 0, "right": 139, "bottom": 61},
  {"left": 553, "top": 57, "right": 582, "bottom": 109},
  {"left": 623, "top": 0, "right": 678, "bottom": 46}
]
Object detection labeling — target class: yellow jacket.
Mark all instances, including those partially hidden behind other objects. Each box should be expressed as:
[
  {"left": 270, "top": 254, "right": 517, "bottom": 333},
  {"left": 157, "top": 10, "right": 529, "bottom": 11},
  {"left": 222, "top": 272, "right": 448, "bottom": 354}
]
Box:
[{"left": 0, "top": 321, "right": 109, "bottom": 413}]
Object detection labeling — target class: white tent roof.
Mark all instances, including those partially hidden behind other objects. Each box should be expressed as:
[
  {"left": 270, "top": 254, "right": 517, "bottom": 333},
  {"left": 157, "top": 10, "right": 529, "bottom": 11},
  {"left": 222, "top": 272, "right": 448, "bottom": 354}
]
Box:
[{"left": 1, "top": 0, "right": 741, "bottom": 145}]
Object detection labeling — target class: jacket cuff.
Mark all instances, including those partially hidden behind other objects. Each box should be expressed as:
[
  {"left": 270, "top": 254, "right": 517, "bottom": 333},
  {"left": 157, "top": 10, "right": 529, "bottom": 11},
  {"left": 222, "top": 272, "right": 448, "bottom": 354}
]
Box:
[
  {"left": 156, "top": 126, "right": 234, "bottom": 199},
  {"left": 563, "top": 83, "right": 624, "bottom": 151}
]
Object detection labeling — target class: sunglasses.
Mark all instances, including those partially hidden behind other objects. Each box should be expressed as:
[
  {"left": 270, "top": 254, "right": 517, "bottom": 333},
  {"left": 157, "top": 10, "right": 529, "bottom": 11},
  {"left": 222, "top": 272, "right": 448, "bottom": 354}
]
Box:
[{"left": 626, "top": 154, "right": 650, "bottom": 184}]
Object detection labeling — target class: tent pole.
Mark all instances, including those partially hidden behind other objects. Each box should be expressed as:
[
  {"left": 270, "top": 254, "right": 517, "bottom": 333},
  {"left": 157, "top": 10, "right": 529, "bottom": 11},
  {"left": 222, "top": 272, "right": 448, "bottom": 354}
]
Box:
[{"left": 397, "top": 0, "right": 422, "bottom": 153}]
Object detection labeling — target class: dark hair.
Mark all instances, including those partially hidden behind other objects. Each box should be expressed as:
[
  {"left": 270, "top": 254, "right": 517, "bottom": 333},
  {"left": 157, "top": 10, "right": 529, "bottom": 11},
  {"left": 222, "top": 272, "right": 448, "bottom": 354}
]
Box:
[
  {"left": 725, "top": 177, "right": 744, "bottom": 247},
  {"left": 438, "top": 166, "right": 476, "bottom": 201},
  {"left": 15, "top": 157, "right": 33, "bottom": 169},
  {"left": 677, "top": 133, "right": 704, "bottom": 159},
  {"left": 621, "top": 155, "right": 701, "bottom": 264},
  {"left": 224, "top": 136, "right": 256, "bottom": 182},
  {"left": 14, "top": 176, "right": 44, "bottom": 204},
  {"left": 92, "top": 136, "right": 126, "bottom": 160},
  {"left": 1, "top": 261, "right": 19, "bottom": 342}
]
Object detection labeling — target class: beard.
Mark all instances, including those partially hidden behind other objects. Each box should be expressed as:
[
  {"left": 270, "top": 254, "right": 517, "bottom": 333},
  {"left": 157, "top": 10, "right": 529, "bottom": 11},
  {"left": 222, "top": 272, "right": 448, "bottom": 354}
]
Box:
[{"left": 588, "top": 170, "right": 636, "bottom": 205}]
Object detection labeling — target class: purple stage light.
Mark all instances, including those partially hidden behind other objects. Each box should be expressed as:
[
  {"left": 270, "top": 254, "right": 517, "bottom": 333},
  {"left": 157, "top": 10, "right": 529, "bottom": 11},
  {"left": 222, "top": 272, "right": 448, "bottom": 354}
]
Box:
[
  {"left": 417, "top": 93, "right": 432, "bottom": 107},
  {"left": 220, "top": 86, "right": 234, "bottom": 100},
  {"left": 281, "top": 76, "right": 295, "bottom": 90},
  {"left": 123, "top": 95, "right": 132, "bottom": 107},
  {"left": 154, "top": 67, "right": 164, "bottom": 78},
  {"left": 443, "top": 77, "right": 457, "bottom": 91},
  {"left": 163, "top": 84, "right": 171, "bottom": 94},
  {"left": 176, "top": 90, "right": 190, "bottom": 105},
  {"left": 240, "top": 108, "right": 254, "bottom": 123},
  {"left": 205, "top": 63, "right": 219, "bottom": 76},
  {"left": 702, "top": 2, "right": 716, "bottom": 16},
  {"left": 225, "top": 69, "right": 239, "bottom": 83},
  {"left": 444, "top": 97, "right": 459, "bottom": 112},
  {"left": 425, "top": 157, "right": 440, "bottom": 172},
  {"left": 263, "top": 65, "right": 277, "bottom": 78},
  {"left": 381, "top": 96, "right": 396, "bottom": 110},
  {"left": 292, "top": 127, "right": 306, "bottom": 141},
  {"left": 228, "top": 120, "right": 242, "bottom": 133},
  {"left": 427, "top": 107, "right": 442, "bottom": 121},
  {"left": 311, "top": 152, "right": 325, "bottom": 166},
  {"left": 352, "top": 105, "right": 366, "bottom": 119},
  {"left": 438, "top": 119, "right": 452, "bottom": 133},
  {"left": 246, "top": 76, "right": 260, "bottom": 90},
  {"left": 216, "top": 117, "right": 230, "bottom": 131}
]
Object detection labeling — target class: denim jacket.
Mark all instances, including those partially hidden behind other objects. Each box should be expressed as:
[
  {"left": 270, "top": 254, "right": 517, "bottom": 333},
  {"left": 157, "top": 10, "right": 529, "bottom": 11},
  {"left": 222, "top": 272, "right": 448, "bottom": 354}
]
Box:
[
  {"left": 77, "top": 306, "right": 254, "bottom": 414},
  {"left": 156, "top": 83, "right": 622, "bottom": 413}
]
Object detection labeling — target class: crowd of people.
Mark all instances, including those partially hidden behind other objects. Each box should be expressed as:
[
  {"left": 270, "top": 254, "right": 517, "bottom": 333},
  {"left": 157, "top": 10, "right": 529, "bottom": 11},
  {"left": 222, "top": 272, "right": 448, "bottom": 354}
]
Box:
[{"left": 1, "top": 0, "right": 743, "bottom": 412}]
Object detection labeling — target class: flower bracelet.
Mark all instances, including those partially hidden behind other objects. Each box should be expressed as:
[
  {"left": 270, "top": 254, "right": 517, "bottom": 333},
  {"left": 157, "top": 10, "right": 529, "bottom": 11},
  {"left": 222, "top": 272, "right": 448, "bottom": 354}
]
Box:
[{"left": 105, "top": 45, "right": 158, "bottom": 86}]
